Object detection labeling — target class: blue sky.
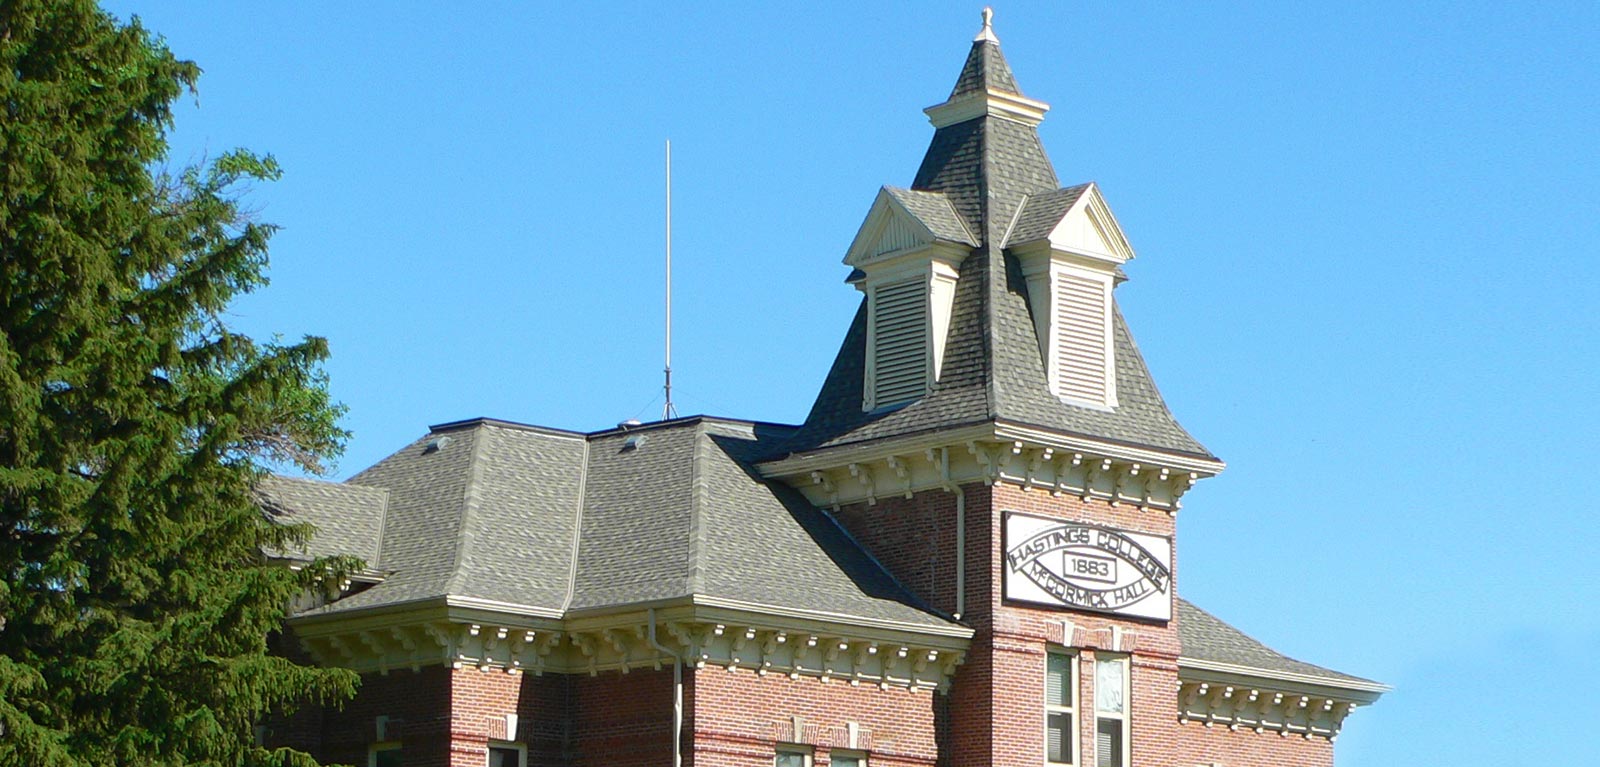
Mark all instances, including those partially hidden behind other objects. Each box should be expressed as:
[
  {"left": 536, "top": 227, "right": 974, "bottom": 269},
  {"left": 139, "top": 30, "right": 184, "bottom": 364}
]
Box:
[{"left": 104, "top": 2, "right": 1599, "bottom": 763}]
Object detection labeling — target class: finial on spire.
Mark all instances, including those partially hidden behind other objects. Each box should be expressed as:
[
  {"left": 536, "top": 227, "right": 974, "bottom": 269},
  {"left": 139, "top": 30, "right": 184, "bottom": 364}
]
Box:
[{"left": 974, "top": 7, "right": 999, "bottom": 44}]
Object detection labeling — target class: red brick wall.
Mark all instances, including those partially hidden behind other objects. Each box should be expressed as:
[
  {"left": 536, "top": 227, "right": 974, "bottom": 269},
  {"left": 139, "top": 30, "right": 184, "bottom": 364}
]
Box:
[
  {"left": 689, "top": 666, "right": 939, "bottom": 767},
  {"left": 829, "top": 480, "right": 1338, "bottom": 767},
  {"left": 830, "top": 488, "right": 962, "bottom": 617},
  {"left": 568, "top": 668, "right": 676, "bottom": 767},
  {"left": 1176, "top": 720, "right": 1335, "bottom": 767}
]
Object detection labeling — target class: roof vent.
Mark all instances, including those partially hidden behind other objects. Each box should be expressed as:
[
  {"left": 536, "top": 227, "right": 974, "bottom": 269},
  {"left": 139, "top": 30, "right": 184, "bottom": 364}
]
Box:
[
  {"left": 622, "top": 435, "right": 647, "bottom": 452},
  {"left": 423, "top": 436, "right": 452, "bottom": 454},
  {"left": 618, "top": 418, "right": 643, "bottom": 429}
]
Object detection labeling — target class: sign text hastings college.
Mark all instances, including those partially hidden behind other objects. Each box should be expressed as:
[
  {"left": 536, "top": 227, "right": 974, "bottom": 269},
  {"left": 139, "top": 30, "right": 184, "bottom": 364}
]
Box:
[{"left": 1003, "top": 513, "right": 1173, "bottom": 621}]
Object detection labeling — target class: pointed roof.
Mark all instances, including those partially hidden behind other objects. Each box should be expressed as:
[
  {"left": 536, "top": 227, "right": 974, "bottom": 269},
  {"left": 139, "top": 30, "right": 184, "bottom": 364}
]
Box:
[
  {"left": 950, "top": 9, "right": 1019, "bottom": 98},
  {"left": 780, "top": 12, "right": 1215, "bottom": 463}
]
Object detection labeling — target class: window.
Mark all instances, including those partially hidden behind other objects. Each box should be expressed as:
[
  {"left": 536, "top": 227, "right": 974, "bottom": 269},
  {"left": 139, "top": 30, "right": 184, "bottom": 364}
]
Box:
[
  {"left": 369, "top": 743, "right": 402, "bottom": 767},
  {"left": 487, "top": 741, "right": 525, "bottom": 767},
  {"left": 1094, "top": 657, "right": 1129, "bottom": 767},
  {"left": 830, "top": 750, "right": 867, "bottom": 767},
  {"left": 1046, "top": 649, "right": 1076, "bottom": 765},
  {"left": 776, "top": 745, "right": 813, "bottom": 767}
]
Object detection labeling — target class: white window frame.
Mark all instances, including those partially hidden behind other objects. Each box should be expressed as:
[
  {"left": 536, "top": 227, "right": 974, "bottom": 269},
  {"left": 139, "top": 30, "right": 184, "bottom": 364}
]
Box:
[
  {"left": 829, "top": 748, "right": 868, "bottom": 767},
  {"left": 776, "top": 744, "right": 814, "bottom": 767},
  {"left": 486, "top": 740, "right": 526, "bottom": 767},
  {"left": 1045, "top": 648, "right": 1077, "bottom": 767},
  {"left": 368, "top": 741, "right": 402, "bottom": 767},
  {"left": 1093, "top": 655, "right": 1130, "bottom": 767}
]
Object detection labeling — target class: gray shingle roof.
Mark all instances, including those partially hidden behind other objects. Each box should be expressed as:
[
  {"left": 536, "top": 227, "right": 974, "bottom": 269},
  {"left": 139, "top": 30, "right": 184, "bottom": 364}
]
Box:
[
  {"left": 950, "top": 38, "right": 1019, "bottom": 98},
  {"left": 285, "top": 418, "right": 954, "bottom": 631},
  {"left": 883, "top": 187, "right": 978, "bottom": 246},
  {"left": 257, "top": 475, "right": 388, "bottom": 565},
  {"left": 1006, "top": 185, "right": 1090, "bottom": 245},
  {"left": 777, "top": 37, "right": 1214, "bottom": 462},
  {"left": 308, "top": 421, "right": 587, "bottom": 615},
  {"left": 1177, "top": 599, "right": 1379, "bottom": 687}
]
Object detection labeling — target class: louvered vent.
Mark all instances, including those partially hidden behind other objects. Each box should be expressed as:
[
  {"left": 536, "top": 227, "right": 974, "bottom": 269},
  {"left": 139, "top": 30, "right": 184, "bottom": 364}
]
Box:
[
  {"left": 1054, "top": 271, "right": 1112, "bottom": 406},
  {"left": 871, "top": 279, "right": 929, "bottom": 408}
]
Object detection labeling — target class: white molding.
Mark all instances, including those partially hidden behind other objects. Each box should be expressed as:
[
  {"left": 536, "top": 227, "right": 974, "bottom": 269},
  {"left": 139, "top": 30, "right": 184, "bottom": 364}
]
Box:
[
  {"left": 290, "top": 601, "right": 969, "bottom": 690},
  {"left": 1178, "top": 658, "right": 1391, "bottom": 698},
  {"left": 760, "top": 427, "right": 1222, "bottom": 512},
  {"left": 1175, "top": 678, "right": 1368, "bottom": 741},
  {"left": 924, "top": 88, "right": 1050, "bottom": 128}
]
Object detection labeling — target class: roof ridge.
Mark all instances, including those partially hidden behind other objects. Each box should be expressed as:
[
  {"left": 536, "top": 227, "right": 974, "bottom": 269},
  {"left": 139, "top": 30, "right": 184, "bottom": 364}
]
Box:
[
  {"left": 997, "top": 191, "right": 1031, "bottom": 251},
  {"left": 369, "top": 484, "right": 391, "bottom": 569},
  {"left": 558, "top": 432, "right": 592, "bottom": 613},
  {"left": 683, "top": 422, "right": 713, "bottom": 597},
  {"left": 443, "top": 422, "right": 493, "bottom": 596}
]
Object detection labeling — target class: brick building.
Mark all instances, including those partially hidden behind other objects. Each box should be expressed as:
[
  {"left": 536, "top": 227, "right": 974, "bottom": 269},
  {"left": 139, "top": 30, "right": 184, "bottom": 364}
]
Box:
[{"left": 261, "top": 11, "right": 1385, "bottom": 767}]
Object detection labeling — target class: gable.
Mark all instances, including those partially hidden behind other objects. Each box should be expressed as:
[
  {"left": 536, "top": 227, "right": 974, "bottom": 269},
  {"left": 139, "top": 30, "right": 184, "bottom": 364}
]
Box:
[
  {"left": 845, "top": 187, "right": 977, "bottom": 269},
  {"left": 1047, "top": 183, "right": 1136, "bottom": 265}
]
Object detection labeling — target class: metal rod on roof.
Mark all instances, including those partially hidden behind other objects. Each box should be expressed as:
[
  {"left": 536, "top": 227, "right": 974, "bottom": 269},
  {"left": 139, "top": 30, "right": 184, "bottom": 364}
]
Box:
[{"left": 663, "top": 139, "right": 678, "bottom": 421}]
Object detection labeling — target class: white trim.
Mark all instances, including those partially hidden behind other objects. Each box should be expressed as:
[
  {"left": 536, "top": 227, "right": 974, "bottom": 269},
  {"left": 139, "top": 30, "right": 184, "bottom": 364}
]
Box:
[
  {"left": 688, "top": 595, "right": 973, "bottom": 640},
  {"left": 486, "top": 740, "right": 527, "bottom": 767},
  {"left": 830, "top": 748, "right": 868, "bottom": 767},
  {"left": 924, "top": 88, "right": 1050, "bottom": 128},
  {"left": 1178, "top": 657, "right": 1391, "bottom": 699},
  {"left": 1093, "top": 654, "right": 1130, "bottom": 767},
  {"left": 1044, "top": 647, "right": 1077, "bottom": 767},
  {"left": 368, "top": 741, "right": 401, "bottom": 767},
  {"left": 776, "top": 744, "right": 814, "bottom": 767}
]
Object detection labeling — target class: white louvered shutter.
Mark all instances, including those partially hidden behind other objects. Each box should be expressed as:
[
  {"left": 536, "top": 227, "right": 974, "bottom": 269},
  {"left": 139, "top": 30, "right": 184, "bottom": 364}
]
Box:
[
  {"left": 1054, "top": 271, "right": 1111, "bottom": 406},
  {"left": 871, "top": 279, "right": 928, "bottom": 407}
]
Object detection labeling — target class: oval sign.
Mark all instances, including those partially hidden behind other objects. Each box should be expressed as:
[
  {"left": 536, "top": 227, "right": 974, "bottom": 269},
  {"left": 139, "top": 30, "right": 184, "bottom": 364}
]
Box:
[{"left": 1003, "top": 511, "right": 1172, "bottom": 621}]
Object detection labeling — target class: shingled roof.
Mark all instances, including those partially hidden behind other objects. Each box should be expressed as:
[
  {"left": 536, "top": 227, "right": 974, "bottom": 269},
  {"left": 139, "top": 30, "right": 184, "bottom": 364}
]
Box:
[
  {"left": 1177, "top": 599, "right": 1385, "bottom": 691},
  {"left": 778, "top": 24, "right": 1214, "bottom": 463},
  {"left": 287, "top": 417, "right": 958, "bottom": 632},
  {"left": 258, "top": 474, "right": 388, "bottom": 565}
]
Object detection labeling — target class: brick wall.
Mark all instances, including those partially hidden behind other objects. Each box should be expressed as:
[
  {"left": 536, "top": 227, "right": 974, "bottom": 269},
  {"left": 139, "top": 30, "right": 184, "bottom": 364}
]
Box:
[
  {"left": 689, "top": 666, "right": 939, "bottom": 767},
  {"left": 278, "top": 477, "right": 1336, "bottom": 767},
  {"left": 1174, "top": 720, "right": 1334, "bottom": 767}
]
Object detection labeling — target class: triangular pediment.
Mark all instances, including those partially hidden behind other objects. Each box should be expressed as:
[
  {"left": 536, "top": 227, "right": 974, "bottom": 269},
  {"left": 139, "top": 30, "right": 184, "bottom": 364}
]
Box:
[
  {"left": 844, "top": 187, "right": 978, "bottom": 269},
  {"left": 1007, "top": 183, "right": 1136, "bottom": 266}
]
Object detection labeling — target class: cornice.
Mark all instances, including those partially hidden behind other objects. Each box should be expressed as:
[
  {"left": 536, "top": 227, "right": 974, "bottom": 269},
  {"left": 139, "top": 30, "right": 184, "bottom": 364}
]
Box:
[
  {"left": 1178, "top": 657, "right": 1390, "bottom": 699},
  {"left": 1175, "top": 658, "right": 1388, "bottom": 741},
  {"left": 760, "top": 423, "right": 1222, "bottom": 513},
  {"left": 924, "top": 88, "right": 1049, "bottom": 128},
  {"left": 288, "top": 600, "right": 970, "bottom": 692}
]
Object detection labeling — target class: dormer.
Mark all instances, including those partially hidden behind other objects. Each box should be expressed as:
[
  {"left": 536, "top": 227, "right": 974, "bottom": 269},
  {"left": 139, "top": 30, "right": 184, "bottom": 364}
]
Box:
[
  {"left": 1007, "top": 182, "right": 1136, "bottom": 409},
  {"left": 845, "top": 187, "right": 978, "bottom": 411}
]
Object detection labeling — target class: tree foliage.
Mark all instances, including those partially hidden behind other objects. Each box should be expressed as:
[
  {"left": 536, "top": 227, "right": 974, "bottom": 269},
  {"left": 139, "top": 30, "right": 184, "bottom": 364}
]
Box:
[{"left": 1, "top": 2, "right": 358, "bottom": 764}]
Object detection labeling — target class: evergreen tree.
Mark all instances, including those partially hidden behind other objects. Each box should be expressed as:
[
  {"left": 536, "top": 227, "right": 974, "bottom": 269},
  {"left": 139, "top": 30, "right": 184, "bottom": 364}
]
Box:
[{"left": 0, "top": 2, "right": 358, "bottom": 764}]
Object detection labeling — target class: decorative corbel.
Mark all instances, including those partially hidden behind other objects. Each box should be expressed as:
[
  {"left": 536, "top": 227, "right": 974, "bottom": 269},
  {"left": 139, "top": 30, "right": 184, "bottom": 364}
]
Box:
[
  {"left": 760, "top": 631, "right": 788, "bottom": 670},
  {"left": 810, "top": 470, "right": 839, "bottom": 509},
  {"left": 602, "top": 628, "right": 630, "bottom": 671},
  {"left": 883, "top": 456, "right": 913, "bottom": 498},
  {"left": 854, "top": 642, "right": 879, "bottom": 675},
  {"left": 967, "top": 441, "right": 1000, "bottom": 485},
  {"left": 848, "top": 463, "right": 878, "bottom": 506},
  {"left": 1084, "top": 458, "right": 1113, "bottom": 499},
  {"left": 1025, "top": 447, "right": 1053, "bottom": 490}
]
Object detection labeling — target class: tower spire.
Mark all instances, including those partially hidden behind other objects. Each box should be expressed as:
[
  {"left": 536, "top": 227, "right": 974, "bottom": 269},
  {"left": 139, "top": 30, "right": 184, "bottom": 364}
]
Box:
[{"left": 974, "top": 7, "right": 998, "bottom": 43}]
